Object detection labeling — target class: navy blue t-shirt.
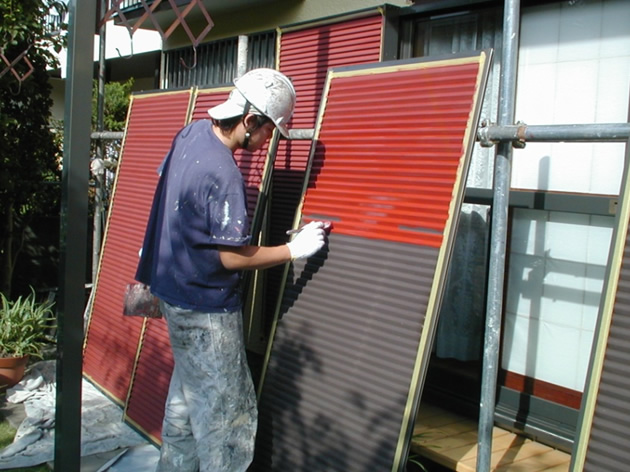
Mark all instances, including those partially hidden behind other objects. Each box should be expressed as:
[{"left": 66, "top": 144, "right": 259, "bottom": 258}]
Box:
[{"left": 136, "top": 119, "right": 251, "bottom": 312}]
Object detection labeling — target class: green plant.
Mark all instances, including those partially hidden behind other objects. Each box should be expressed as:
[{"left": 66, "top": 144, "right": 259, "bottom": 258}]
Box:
[
  {"left": 0, "top": 288, "right": 55, "bottom": 358},
  {"left": 407, "top": 453, "right": 430, "bottom": 472},
  {"left": 406, "top": 432, "right": 433, "bottom": 472}
]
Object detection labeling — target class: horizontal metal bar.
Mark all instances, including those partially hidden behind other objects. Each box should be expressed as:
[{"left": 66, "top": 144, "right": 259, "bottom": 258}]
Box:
[
  {"left": 478, "top": 123, "right": 630, "bottom": 146},
  {"left": 288, "top": 128, "right": 315, "bottom": 140},
  {"left": 93, "top": 123, "right": 629, "bottom": 145},
  {"left": 464, "top": 188, "right": 617, "bottom": 216},
  {"left": 91, "top": 131, "right": 123, "bottom": 140}
]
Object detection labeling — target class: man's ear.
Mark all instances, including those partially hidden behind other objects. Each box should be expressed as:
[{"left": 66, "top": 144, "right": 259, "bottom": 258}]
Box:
[{"left": 243, "top": 113, "right": 258, "bottom": 130}]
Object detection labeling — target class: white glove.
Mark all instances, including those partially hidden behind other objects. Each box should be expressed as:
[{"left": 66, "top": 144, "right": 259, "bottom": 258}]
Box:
[{"left": 287, "top": 221, "right": 327, "bottom": 260}]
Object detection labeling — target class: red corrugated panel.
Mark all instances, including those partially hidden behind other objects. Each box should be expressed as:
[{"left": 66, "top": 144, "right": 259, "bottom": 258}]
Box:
[
  {"left": 124, "top": 319, "right": 173, "bottom": 442},
  {"left": 255, "top": 52, "right": 491, "bottom": 472},
  {"left": 83, "top": 91, "right": 192, "bottom": 403},
  {"left": 279, "top": 16, "right": 384, "bottom": 129},
  {"left": 302, "top": 62, "right": 482, "bottom": 247},
  {"left": 263, "top": 14, "right": 384, "bottom": 322}
]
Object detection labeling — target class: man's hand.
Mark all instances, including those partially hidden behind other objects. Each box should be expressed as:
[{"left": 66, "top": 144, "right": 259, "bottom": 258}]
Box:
[{"left": 286, "top": 221, "right": 327, "bottom": 260}]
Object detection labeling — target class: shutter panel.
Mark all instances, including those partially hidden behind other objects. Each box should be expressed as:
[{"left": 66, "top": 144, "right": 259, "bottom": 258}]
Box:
[
  {"left": 123, "top": 319, "right": 172, "bottom": 442},
  {"left": 573, "top": 139, "right": 630, "bottom": 471},
  {"left": 83, "top": 90, "right": 193, "bottom": 403},
  {"left": 262, "top": 14, "right": 384, "bottom": 327},
  {"left": 255, "top": 52, "right": 492, "bottom": 472}
]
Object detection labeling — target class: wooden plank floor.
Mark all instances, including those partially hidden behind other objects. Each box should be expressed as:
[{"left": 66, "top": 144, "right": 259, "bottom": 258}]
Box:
[{"left": 411, "top": 403, "right": 571, "bottom": 471}]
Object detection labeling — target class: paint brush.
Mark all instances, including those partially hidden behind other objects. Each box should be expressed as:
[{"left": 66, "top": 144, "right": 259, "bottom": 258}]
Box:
[{"left": 286, "top": 221, "right": 332, "bottom": 235}]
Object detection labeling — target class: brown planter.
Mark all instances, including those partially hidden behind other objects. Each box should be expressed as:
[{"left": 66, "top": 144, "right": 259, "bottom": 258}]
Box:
[{"left": 0, "top": 355, "right": 29, "bottom": 389}]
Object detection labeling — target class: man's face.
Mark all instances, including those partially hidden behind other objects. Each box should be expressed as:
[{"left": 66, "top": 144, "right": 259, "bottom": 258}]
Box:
[{"left": 246, "top": 120, "right": 276, "bottom": 151}]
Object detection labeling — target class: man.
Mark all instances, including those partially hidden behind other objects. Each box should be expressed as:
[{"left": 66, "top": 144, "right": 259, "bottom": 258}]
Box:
[{"left": 136, "top": 68, "right": 327, "bottom": 471}]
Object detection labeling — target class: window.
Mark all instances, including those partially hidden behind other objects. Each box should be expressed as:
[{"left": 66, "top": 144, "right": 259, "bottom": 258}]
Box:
[{"left": 163, "top": 31, "right": 276, "bottom": 88}]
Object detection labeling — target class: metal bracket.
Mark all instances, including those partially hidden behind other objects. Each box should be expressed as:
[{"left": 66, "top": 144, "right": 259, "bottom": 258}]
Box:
[{"left": 478, "top": 120, "right": 527, "bottom": 149}]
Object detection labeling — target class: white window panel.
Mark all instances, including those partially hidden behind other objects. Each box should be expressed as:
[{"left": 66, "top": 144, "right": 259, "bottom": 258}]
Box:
[
  {"left": 504, "top": 209, "right": 614, "bottom": 391},
  {"left": 512, "top": 0, "right": 630, "bottom": 194}
]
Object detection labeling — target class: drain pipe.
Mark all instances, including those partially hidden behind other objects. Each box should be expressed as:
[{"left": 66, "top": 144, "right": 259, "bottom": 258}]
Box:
[{"left": 477, "top": 0, "right": 521, "bottom": 471}]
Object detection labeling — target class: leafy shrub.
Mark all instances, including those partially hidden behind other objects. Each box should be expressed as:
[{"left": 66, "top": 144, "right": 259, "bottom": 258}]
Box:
[{"left": 0, "top": 288, "right": 56, "bottom": 358}]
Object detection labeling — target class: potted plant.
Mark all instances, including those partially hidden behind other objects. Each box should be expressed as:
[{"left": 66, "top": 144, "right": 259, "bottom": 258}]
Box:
[{"left": 0, "top": 288, "right": 56, "bottom": 388}]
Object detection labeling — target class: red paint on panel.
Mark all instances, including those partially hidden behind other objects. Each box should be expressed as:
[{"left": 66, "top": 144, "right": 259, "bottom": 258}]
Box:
[
  {"left": 301, "top": 63, "right": 481, "bottom": 247},
  {"left": 263, "top": 14, "right": 384, "bottom": 320}
]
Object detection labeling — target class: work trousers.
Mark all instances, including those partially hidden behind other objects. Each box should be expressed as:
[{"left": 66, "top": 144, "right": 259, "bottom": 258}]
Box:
[{"left": 155, "top": 301, "right": 257, "bottom": 472}]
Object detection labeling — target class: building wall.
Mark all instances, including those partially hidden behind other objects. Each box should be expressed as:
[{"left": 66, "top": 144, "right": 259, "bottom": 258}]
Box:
[{"left": 162, "top": 0, "right": 409, "bottom": 48}]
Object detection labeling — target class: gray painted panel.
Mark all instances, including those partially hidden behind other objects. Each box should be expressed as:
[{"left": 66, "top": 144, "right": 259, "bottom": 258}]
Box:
[
  {"left": 255, "top": 233, "right": 439, "bottom": 471},
  {"left": 583, "top": 218, "right": 630, "bottom": 471}
]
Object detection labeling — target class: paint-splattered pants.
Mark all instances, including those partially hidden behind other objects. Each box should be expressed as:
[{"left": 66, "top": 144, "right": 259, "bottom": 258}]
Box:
[{"left": 155, "top": 301, "right": 257, "bottom": 472}]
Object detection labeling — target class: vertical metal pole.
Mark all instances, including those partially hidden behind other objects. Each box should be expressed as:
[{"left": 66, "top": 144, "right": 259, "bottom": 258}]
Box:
[
  {"left": 92, "top": 0, "right": 108, "bottom": 283},
  {"left": 477, "top": 1, "right": 520, "bottom": 471},
  {"left": 55, "top": 0, "right": 96, "bottom": 471},
  {"left": 237, "top": 35, "right": 248, "bottom": 78}
]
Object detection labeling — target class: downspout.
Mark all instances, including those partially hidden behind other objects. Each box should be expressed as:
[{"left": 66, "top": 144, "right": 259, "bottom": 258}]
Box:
[{"left": 476, "top": 0, "right": 520, "bottom": 471}]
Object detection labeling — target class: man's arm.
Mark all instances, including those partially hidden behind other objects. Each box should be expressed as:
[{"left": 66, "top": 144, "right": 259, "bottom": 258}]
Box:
[
  {"left": 218, "top": 244, "right": 291, "bottom": 271},
  {"left": 218, "top": 221, "right": 327, "bottom": 270}
]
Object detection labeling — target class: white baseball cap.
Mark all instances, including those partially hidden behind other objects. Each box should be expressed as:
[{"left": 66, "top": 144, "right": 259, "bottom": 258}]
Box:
[
  {"left": 208, "top": 88, "right": 263, "bottom": 120},
  {"left": 208, "top": 68, "right": 296, "bottom": 137}
]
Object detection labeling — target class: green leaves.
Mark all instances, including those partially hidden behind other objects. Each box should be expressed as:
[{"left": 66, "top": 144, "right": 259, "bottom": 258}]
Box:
[
  {"left": 0, "top": 0, "right": 68, "bottom": 67},
  {"left": 0, "top": 288, "right": 56, "bottom": 358},
  {"left": 92, "top": 78, "right": 135, "bottom": 131},
  {"left": 0, "top": 0, "right": 66, "bottom": 295}
]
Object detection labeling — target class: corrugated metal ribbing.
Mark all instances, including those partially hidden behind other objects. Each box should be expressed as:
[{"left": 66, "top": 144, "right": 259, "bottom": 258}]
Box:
[
  {"left": 190, "top": 88, "right": 229, "bottom": 121},
  {"left": 584, "top": 232, "right": 630, "bottom": 471},
  {"left": 279, "top": 16, "right": 383, "bottom": 127},
  {"left": 256, "top": 234, "right": 438, "bottom": 472},
  {"left": 83, "top": 91, "right": 192, "bottom": 403},
  {"left": 255, "top": 53, "right": 491, "bottom": 472},
  {"left": 163, "top": 32, "right": 276, "bottom": 88},
  {"left": 262, "top": 14, "right": 384, "bottom": 327},
  {"left": 302, "top": 63, "right": 481, "bottom": 247},
  {"left": 124, "top": 319, "right": 173, "bottom": 442},
  {"left": 272, "top": 13, "right": 383, "bottom": 229}
]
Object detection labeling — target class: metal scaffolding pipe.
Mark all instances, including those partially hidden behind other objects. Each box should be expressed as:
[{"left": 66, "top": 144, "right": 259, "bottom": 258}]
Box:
[
  {"left": 477, "top": 0, "right": 520, "bottom": 470},
  {"left": 92, "top": 123, "right": 630, "bottom": 145},
  {"left": 288, "top": 128, "right": 315, "bottom": 140},
  {"left": 91, "top": 131, "right": 124, "bottom": 140},
  {"left": 478, "top": 122, "right": 630, "bottom": 145},
  {"left": 93, "top": 0, "right": 108, "bottom": 284}
]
